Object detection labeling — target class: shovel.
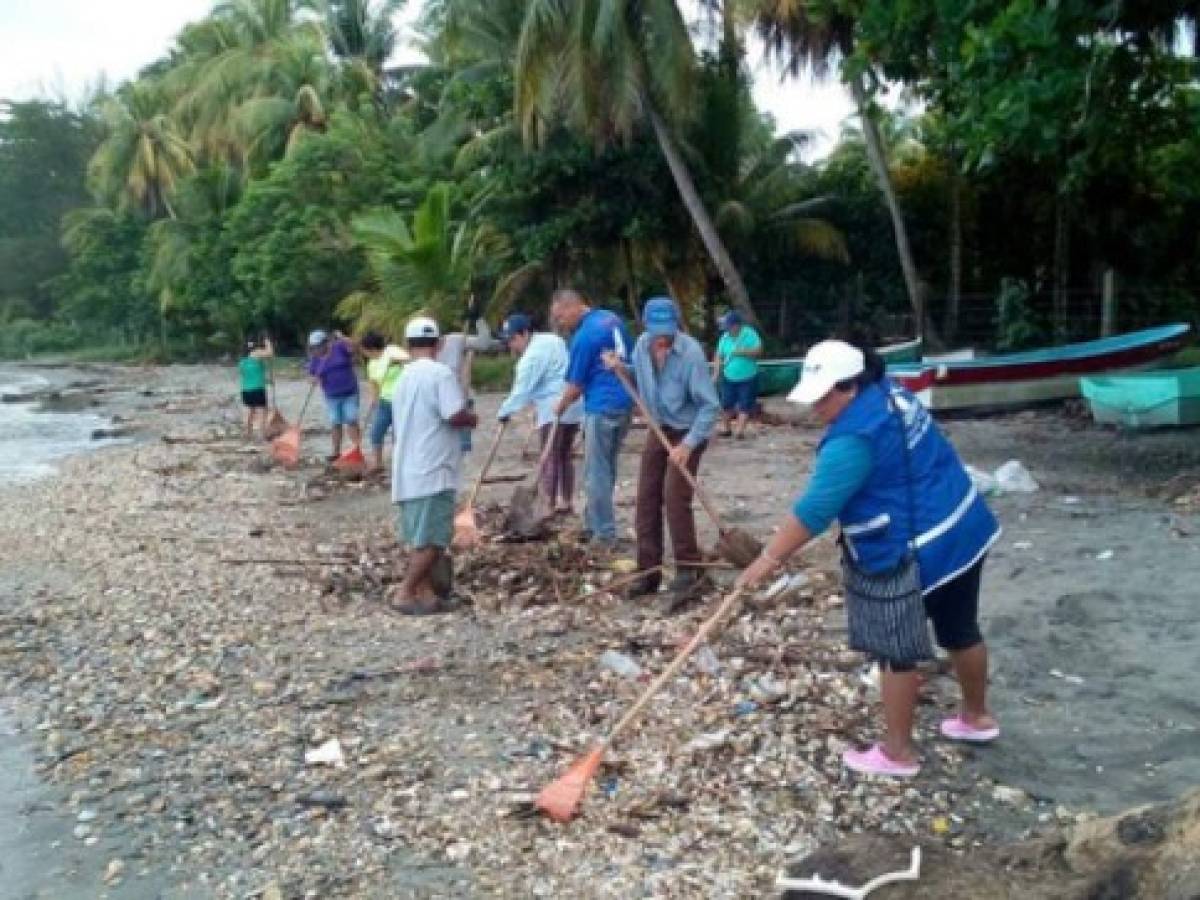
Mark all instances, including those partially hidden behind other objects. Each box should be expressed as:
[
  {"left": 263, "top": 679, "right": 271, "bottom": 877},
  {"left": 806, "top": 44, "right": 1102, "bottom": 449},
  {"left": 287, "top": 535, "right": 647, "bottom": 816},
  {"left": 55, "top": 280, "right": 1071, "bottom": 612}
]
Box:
[
  {"left": 505, "top": 419, "right": 560, "bottom": 539},
  {"left": 270, "top": 381, "right": 317, "bottom": 468},
  {"left": 451, "top": 419, "right": 508, "bottom": 550},
  {"left": 610, "top": 366, "right": 762, "bottom": 568}
]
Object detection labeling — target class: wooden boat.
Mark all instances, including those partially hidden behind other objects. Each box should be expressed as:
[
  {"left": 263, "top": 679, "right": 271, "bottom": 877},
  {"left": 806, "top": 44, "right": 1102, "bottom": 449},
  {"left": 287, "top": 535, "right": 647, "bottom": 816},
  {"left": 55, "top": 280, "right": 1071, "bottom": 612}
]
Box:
[
  {"left": 888, "top": 323, "right": 1191, "bottom": 412},
  {"left": 758, "top": 337, "right": 922, "bottom": 397},
  {"left": 1080, "top": 368, "right": 1200, "bottom": 428}
]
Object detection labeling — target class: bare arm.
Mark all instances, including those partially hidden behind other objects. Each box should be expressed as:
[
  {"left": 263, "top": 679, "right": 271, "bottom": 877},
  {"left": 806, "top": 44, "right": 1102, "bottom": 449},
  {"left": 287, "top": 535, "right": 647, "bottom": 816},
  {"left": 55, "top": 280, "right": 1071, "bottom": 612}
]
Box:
[
  {"left": 447, "top": 406, "right": 478, "bottom": 428},
  {"left": 554, "top": 383, "right": 583, "bottom": 418},
  {"left": 736, "top": 514, "right": 813, "bottom": 589}
]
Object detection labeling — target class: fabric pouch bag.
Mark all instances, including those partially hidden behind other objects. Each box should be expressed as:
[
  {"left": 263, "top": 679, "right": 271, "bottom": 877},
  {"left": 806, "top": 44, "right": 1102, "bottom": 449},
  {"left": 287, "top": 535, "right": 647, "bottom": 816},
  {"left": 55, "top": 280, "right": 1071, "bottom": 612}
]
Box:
[{"left": 841, "top": 548, "right": 933, "bottom": 665}]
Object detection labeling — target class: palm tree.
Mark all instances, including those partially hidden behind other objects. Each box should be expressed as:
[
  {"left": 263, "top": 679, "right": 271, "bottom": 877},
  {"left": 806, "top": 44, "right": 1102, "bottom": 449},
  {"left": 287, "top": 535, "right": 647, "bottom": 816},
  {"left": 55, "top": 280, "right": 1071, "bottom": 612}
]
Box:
[
  {"left": 143, "top": 163, "right": 245, "bottom": 347},
  {"left": 231, "top": 34, "right": 333, "bottom": 169},
  {"left": 327, "top": 0, "right": 406, "bottom": 102},
  {"left": 751, "top": 0, "right": 933, "bottom": 342},
  {"left": 87, "top": 82, "right": 195, "bottom": 219},
  {"left": 338, "top": 183, "right": 489, "bottom": 333},
  {"left": 515, "top": 0, "right": 762, "bottom": 326},
  {"left": 167, "top": 0, "right": 326, "bottom": 166}
]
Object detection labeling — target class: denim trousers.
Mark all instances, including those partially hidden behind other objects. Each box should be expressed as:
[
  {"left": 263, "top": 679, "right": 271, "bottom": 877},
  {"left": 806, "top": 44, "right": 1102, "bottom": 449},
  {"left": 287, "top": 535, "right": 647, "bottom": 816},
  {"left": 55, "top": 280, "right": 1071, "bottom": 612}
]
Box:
[{"left": 582, "top": 411, "right": 631, "bottom": 541}]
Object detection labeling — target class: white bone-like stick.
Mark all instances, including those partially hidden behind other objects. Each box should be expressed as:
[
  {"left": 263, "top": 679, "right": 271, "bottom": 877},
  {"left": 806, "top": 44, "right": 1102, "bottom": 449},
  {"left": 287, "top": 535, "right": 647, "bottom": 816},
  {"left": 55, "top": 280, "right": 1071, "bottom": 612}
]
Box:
[{"left": 774, "top": 847, "right": 921, "bottom": 899}]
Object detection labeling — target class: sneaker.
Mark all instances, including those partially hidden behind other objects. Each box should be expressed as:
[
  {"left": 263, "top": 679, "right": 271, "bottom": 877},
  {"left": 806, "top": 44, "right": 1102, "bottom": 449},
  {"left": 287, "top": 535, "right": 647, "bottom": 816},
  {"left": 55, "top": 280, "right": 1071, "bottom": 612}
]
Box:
[{"left": 843, "top": 744, "right": 920, "bottom": 778}]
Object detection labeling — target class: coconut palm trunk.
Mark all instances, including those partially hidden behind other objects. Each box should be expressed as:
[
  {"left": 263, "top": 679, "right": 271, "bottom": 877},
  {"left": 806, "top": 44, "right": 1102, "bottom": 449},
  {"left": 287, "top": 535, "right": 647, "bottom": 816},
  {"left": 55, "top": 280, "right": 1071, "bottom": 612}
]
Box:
[
  {"left": 646, "top": 104, "right": 760, "bottom": 328},
  {"left": 849, "top": 74, "right": 936, "bottom": 346}
]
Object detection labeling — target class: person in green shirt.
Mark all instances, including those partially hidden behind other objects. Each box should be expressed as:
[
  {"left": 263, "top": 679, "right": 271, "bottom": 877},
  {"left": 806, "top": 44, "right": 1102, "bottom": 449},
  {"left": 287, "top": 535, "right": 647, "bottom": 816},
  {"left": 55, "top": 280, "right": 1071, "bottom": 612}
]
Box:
[
  {"left": 713, "top": 311, "right": 762, "bottom": 439},
  {"left": 238, "top": 337, "right": 274, "bottom": 439},
  {"left": 360, "top": 331, "right": 409, "bottom": 473}
]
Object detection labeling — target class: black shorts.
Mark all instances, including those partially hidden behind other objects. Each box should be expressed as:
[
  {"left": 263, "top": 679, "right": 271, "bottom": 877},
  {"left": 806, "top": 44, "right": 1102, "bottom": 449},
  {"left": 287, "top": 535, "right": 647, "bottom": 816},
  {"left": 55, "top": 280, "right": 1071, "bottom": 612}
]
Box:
[
  {"left": 883, "top": 555, "right": 986, "bottom": 672},
  {"left": 241, "top": 388, "right": 267, "bottom": 408}
]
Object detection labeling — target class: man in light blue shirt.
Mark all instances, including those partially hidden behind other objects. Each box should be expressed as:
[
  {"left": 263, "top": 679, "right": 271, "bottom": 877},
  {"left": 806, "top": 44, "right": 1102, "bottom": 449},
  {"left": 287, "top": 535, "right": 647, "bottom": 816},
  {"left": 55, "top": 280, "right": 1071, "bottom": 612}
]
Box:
[
  {"left": 621, "top": 296, "right": 720, "bottom": 602},
  {"left": 497, "top": 313, "right": 583, "bottom": 514}
]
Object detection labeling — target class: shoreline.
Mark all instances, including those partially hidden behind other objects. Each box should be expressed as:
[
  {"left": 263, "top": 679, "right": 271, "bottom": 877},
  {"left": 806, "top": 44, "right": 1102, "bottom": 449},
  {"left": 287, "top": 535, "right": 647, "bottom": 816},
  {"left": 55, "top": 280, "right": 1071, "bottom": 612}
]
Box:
[{"left": 1, "top": 362, "right": 1199, "bottom": 896}]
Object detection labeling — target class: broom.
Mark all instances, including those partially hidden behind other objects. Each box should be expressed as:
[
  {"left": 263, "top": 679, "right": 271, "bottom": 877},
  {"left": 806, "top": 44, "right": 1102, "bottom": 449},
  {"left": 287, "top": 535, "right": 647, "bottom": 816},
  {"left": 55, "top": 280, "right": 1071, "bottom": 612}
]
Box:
[
  {"left": 536, "top": 577, "right": 787, "bottom": 823},
  {"left": 451, "top": 419, "right": 508, "bottom": 549},
  {"left": 264, "top": 340, "right": 288, "bottom": 440},
  {"left": 609, "top": 365, "right": 763, "bottom": 568},
  {"left": 270, "top": 381, "right": 317, "bottom": 468}
]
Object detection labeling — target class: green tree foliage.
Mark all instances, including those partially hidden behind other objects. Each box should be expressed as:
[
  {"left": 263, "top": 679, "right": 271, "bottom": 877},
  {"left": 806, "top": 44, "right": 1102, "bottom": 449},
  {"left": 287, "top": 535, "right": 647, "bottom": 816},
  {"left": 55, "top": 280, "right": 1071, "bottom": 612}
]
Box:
[
  {"left": 7, "top": 0, "right": 1200, "bottom": 360},
  {"left": 0, "top": 100, "right": 100, "bottom": 321}
]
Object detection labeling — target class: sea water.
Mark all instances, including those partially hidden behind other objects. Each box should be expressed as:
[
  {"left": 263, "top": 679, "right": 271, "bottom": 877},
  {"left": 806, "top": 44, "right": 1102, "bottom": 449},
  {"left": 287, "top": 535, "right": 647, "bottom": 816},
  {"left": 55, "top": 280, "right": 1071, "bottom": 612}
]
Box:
[{"left": 0, "top": 368, "right": 111, "bottom": 482}]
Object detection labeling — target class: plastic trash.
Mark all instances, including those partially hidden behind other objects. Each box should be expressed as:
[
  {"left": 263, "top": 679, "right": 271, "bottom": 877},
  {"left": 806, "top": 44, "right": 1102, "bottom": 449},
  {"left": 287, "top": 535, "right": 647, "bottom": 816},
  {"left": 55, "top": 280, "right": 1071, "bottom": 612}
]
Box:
[
  {"left": 995, "top": 459, "right": 1039, "bottom": 493},
  {"left": 599, "top": 650, "right": 642, "bottom": 679},
  {"left": 304, "top": 737, "right": 346, "bottom": 768},
  {"left": 733, "top": 699, "right": 759, "bottom": 717},
  {"left": 966, "top": 465, "right": 1000, "bottom": 496},
  {"left": 693, "top": 646, "right": 720, "bottom": 675}
]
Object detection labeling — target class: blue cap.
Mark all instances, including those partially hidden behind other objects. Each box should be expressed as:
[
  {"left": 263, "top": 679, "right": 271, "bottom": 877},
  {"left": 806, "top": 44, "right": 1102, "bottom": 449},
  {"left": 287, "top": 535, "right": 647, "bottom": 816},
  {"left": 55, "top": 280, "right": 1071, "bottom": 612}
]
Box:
[
  {"left": 642, "top": 296, "right": 679, "bottom": 337},
  {"left": 499, "top": 313, "right": 532, "bottom": 341},
  {"left": 719, "top": 310, "right": 741, "bottom": 331}
]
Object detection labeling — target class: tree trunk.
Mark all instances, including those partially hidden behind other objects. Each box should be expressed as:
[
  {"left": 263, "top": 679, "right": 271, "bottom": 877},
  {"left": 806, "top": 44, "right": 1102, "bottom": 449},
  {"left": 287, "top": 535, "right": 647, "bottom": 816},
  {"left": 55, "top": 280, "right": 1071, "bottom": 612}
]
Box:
[
  {"left": 1100, "top": 268, "right": 1117, "bottom": 337},
  {"left": 621, "top": 238, "right": 640, "bottom": 324},
  {"left": 944, "top": 170, "right": 963, "bottom": 343},
  {"left": 645, "top": 103, "right": 760, "bottom": 329},
  {"left": 1053, "top": 193, "right": 1070, "bottom": 341},
  {"left": 849, "top": 74, "right": 938, "bottom": 348}
]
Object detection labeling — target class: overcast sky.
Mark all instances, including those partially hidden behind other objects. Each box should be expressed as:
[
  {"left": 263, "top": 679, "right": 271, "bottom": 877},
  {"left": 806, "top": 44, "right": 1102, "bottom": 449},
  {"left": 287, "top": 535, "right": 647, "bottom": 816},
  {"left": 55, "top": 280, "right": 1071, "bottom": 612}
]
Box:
[{"left": 0, "top": 0, "right": 857, "bottom": 156}]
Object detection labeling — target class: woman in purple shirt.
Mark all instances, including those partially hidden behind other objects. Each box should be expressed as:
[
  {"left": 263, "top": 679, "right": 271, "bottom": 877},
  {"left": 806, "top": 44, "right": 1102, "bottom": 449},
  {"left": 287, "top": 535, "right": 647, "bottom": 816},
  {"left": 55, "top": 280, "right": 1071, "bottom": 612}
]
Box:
[{"left": 306, "top": 329, "right": 361, "bottom": 460}]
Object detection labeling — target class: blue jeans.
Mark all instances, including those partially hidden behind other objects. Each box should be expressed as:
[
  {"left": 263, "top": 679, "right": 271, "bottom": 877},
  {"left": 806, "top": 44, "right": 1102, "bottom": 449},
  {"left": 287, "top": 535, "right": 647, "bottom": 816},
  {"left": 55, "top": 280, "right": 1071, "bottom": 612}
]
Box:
[
  {"left": 369, "top": 400, "right": 393, "bottom": 449},
  {"left": 325, "top": 393, "right": 360, "bottom": 426},
  {"left": 583, "top": 411, "right": 631, "bottom": 541}
]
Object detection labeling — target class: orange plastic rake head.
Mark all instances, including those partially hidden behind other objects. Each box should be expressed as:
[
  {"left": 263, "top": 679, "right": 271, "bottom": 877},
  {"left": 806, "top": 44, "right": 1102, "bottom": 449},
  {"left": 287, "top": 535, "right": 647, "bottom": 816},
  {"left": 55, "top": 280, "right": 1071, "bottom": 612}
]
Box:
[{"left": 535, "top": 745, "right": 604, "bottom": 823}]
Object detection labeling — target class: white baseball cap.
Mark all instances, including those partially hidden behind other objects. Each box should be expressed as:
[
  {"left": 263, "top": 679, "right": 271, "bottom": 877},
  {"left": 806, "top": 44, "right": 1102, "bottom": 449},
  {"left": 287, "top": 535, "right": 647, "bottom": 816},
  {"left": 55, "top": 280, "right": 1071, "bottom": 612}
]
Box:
[
  {"left": 787, "top": 340, "right": 865, "bottom": 404},
  {"left": 404, "top": 316, "right": 440, "bottom": 341}
]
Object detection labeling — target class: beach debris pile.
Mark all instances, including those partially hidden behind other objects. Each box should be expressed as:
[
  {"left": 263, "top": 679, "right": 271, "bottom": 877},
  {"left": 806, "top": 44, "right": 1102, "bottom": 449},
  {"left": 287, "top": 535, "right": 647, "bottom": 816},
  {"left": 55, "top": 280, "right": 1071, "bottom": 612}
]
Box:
[{"left": 0, "top": 438, "right": 1040, "bottom": 898}]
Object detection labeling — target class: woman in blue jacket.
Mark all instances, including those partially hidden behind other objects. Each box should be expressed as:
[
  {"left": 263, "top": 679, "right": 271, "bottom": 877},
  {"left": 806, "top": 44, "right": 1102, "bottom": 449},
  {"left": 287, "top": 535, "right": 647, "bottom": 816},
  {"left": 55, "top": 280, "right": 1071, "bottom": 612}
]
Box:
[{"left": 738, "top": 340, "right": 1001, "bottom": 778}]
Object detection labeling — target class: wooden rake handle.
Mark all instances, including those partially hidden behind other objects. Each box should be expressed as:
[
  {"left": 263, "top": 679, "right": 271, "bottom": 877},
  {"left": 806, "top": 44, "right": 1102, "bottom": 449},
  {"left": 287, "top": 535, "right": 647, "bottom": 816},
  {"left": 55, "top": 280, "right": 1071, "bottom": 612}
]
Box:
[
  {"left": 295, "top": 380, "right": 318, "bottom": 424},
  {"left": 465, "top": 419, "right": 508, "bottom": 509},
  {"left": 605, "top": 586, "right": 748, "bottom": 745},
  {"left": 610, "top": 364, "right": 728, "bottom": 534},
  {"left": 534, "top": 418, "right": 560, "bottom": 480}
]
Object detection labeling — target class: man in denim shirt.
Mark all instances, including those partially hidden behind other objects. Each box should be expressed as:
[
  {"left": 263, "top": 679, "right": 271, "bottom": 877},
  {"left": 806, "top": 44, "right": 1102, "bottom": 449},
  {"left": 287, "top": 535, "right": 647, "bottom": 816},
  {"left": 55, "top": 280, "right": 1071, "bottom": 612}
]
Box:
[
  {"left": 551, "top": 289, "right": 633, "bottom": 546},
  {"left": 619, "top": 297, "right": 719, "bottom": 601}
]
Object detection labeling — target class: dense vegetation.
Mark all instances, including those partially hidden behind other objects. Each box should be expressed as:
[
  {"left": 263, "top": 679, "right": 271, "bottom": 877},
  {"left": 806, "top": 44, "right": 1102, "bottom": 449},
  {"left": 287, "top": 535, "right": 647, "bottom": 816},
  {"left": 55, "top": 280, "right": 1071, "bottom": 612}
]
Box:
[{"left": 2, "top": 0, "right": 1199, "bottom": 360}]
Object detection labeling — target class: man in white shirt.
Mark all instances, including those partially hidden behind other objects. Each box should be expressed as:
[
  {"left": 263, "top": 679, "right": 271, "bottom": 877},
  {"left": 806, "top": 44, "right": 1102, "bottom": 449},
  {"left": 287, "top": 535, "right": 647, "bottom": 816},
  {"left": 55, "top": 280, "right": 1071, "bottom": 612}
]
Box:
[
  {"left": 390, "top": 316, "right": 478, "bottom": 615},
  {"left": 496, "top": 313, "right": 583, "bottom": 514}
]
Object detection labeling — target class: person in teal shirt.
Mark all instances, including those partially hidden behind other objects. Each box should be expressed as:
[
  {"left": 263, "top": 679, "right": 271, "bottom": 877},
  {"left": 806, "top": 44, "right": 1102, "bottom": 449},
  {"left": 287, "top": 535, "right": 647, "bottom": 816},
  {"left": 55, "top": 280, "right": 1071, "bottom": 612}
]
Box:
[
  {"left": 713, "top": 311, "right": 762, "bottom": 439},
  {"left": 238, "top": 337, "right": 274, "bottom": 439}
]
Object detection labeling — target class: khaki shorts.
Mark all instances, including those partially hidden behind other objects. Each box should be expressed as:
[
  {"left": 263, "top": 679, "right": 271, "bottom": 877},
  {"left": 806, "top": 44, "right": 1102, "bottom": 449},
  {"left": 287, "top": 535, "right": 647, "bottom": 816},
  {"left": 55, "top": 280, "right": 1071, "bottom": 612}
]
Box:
[{"left": 396, "top": 490, "right": 456, "bottom": 549}]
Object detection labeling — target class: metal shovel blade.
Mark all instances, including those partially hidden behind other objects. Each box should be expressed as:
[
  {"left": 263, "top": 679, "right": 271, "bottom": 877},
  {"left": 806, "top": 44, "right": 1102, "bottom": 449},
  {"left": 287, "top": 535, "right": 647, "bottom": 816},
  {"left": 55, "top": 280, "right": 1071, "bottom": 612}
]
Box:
[
  {"left": 504, "top": 483, "right": 551, "bottom": 540},
  {"left": 716, "top": 528, "right": 763, "bottom": 568}
]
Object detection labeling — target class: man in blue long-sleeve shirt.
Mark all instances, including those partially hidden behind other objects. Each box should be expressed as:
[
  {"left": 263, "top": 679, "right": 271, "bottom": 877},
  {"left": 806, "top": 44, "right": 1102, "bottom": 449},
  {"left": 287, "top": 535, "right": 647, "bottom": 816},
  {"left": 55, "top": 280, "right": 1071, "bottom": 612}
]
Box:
[
  {"left": 552, "top": 288, "right": 634, "bottom": 545},
  {"left": 616, "top": 296, "right": 720, "bottom": 602}
]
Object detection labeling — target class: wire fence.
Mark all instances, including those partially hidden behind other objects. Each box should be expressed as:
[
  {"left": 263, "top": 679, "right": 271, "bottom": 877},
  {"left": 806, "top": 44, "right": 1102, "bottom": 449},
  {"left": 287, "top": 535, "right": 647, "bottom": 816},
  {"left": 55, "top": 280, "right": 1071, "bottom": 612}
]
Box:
[{"left": 750, "top": 284, "right": 1198, "bottom": 354}]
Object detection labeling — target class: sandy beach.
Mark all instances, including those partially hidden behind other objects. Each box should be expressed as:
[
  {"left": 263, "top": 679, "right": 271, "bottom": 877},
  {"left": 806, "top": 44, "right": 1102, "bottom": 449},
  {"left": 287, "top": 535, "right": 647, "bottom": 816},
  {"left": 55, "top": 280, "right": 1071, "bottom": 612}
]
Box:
[{"left": 1, "top": 361, "right": 1199, "bottom": 897}]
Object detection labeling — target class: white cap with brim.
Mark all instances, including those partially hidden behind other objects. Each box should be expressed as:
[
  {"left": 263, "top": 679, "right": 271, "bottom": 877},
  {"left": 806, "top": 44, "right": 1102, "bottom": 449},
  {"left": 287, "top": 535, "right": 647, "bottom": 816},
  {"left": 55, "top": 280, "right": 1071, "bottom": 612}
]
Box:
[
  {"left": 404, "top": 316, "right": 440, "bottom": 341},
  {"left": 787, "top": 340, "right": 866, "bottom": 404}
]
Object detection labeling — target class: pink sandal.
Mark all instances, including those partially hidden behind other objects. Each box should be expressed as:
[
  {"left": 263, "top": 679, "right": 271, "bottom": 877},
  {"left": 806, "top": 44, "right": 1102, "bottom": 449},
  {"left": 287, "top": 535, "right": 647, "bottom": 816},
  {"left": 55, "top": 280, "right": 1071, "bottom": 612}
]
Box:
[
  {"left": 843, "top": 744, "right": 920, "bottom": 778},
  {"left": 940, "top": 715, "right": 1000, "bottom": 743}
]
